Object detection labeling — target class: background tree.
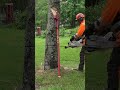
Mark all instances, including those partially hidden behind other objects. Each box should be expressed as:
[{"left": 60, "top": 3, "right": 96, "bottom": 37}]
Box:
[
  {"left": 44, "top": 0, "right": 60, "bottom": 70},
  {"left": 85, "top": 0, "right": 105, "bottom": 25},
  {"left": 60, "top": 0, "right": 85, "bottom": 28},
  {"left": 35, "top": 0, "right": 48, "bottom": 30},
  {"left": 0, "top": 0, "right": 28, "bottom": 29},
  {"left": 35, "top": 0, "right": 85, "bottom": 31},
  {"left": 22, "top": 0, "right": 35, "bottom": 89}
]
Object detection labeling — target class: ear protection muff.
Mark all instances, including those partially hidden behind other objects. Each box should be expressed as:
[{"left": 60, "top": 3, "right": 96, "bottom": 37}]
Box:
[{"left": 79, "top": 17, "right": 84, "bottom": 21}]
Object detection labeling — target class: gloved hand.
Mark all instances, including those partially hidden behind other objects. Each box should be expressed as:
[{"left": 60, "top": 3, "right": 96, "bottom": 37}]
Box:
[{"left": 70, "top": 35, "right": 75, "bottom": 42}]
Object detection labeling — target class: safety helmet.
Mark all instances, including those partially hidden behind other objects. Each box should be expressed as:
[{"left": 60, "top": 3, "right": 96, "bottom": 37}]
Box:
[{"left": 76, "top": 13, "right": 85, "bottom": 20}]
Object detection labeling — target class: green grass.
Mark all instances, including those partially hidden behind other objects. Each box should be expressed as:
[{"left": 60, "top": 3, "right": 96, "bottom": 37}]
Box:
[
  {"left": 86, "top": 49, "right": 112, "bottom": 90},
  {"left": 86, "top": 49, "right": 120, "bottom": 90},
  {"left": 35, "top": 36, "right": 81, "bottom": 69},
  {"left": 0, "top": 25, "right": 24, "bottom": 89},
  {"left": 35, "top": 36, "right": 85, "bottom": 90},
  {"left": 35, "top": 36, "right": 117, "bottom": 90}
]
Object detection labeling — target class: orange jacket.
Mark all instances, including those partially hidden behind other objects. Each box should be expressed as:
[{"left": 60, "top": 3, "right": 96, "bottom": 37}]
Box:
[
  {"left": 101, "top": 0, "right": 120, "bottom": 47},
  {"left": 75, "top": 20, "right": 85, "bottom": 45},
  {"left": 101, "top": 0, "right": 120, "bottom": 25},
  {"left": 76, "top": 20, "right": 85, "bottom": 38}
]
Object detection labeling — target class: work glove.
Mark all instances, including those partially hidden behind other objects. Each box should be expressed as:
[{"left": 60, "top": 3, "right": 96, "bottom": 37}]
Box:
[
  {"left": 70, "top": 34, "right": 81, "bottom": 42},
  {"left": 70, "top": 35, "right": 75, "bottom": 42}
]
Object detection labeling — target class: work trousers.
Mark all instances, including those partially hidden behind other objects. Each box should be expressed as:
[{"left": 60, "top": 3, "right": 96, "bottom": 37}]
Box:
[
  {"left": 107, "top": 47, "right": 120, "bottom": 90},
  {"left": 78, "top": 46, "right": 85, "bottom": 71}
]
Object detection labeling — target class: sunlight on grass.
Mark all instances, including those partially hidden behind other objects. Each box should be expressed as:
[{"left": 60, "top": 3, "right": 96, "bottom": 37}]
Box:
[
  {"left": 35, "top": 36, "right": 84, "bottom": 90},
  {"left": 35, "top": 37, "right": 81, "bottom": 69},
  {"left": 0, "top": 25, "right": 24, "bottom": 89}
]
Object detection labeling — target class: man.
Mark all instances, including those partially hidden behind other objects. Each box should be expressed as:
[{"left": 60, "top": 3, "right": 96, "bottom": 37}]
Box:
[
  {"left": 86, "top": 0, "right": 120, "bottom": 89},
  {"left": 70, "top": 13, "right": 85, "bottom": 71}
]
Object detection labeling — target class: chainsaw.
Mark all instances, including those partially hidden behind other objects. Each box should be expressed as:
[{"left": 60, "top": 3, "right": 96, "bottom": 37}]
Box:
[
  {"left": 85, "top": 32, "right": 115, "bottom": 49},
  {"left": 65, "top": 31, "right": 116, "bottom": 51},
  {"left": 65, "top": 38, "right": 83, "bottom": 49},
  {"left": 84, "top": 20, "right": 120, "bottom": 49},
  {"left": 65, "top": 20, "right": 120, "bottom": 50}
]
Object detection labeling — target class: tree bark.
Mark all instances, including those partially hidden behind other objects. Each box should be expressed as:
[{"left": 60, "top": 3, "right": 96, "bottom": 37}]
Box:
[
  {"left": 22, "top": 0, "right": 35, "bottom": 89},
  {"left": 44, "top": 0, "right": 60, "bottom": 70}
]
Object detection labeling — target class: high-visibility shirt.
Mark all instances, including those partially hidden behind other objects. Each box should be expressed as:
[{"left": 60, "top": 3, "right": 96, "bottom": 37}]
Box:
[
  {"left": 101, "top": 0, "right": 120, "bottom": 47},
  {"left": 76, "top": 20, "right": 85, "bottom": 37},
  {"left": 101, "top": 0, "right": 120, "bottom": 26}
]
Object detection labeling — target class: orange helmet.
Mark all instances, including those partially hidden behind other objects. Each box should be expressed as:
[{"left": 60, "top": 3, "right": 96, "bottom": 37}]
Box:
[{"left": 76, "top": 13, "right": 85, "bottom": 20}]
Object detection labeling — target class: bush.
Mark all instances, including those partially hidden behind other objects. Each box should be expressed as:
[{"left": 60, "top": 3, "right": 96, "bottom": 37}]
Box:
[
  {"left": 14, "top": 10, "right": 27, "bottom": 29},
  {"left": 61, "top": 27, "right": 78, "bottom": 37},
  {"left": 35, "top": 0, "right": 48, "bottom": 30},
  {"left": 86, "top": 0, "right": 105, "bottom": 25},
  {"left": 60, "top": 27, "right": 66, "bottom": 37},
  {"left": 36, "top": 27, "right": 78, "bottom": 38},
  {"left": 40, "top": 30, "right": 47, "bottom": 38},
  {"left": 60, "top": 0, "right": 85, "bottom": 28}
]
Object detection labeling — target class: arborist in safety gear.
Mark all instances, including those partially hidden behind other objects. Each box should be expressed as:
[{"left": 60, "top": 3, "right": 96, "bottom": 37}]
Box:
[
  {"left": 70, "top": 13, "right": 85, "bottom": 72},
  {"left": 85, "top": 0, "right": 120, "bottom": 89}
]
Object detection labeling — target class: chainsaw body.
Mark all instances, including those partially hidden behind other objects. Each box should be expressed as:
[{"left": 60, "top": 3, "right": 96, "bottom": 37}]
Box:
[
  {"left": 85, "top": 32, "right": 115, "bottom": 49},
  {"left": 65, "top": 32, "right": 116, "bottom": 49},
  {"left": 65, "top": 39, "right": 83, "bottom": 48}
]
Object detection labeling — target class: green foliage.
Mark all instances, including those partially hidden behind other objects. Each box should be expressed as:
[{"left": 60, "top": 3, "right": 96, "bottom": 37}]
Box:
[
  {"left": 59, "top": 27, "right": 77, "bottom": 37},
  {"left": 40, "top": 30, "right": 47, "bottom": 38},
  {"left": 60, "top": 27, "right": 66, "bottom": 37},
  {"left": 35, "top": 0, "right": 48, "bottom": 30},
  {"left": 35, "top": 0, "right": 85, "bottom": 30},
  {"left": 61, "top": 27, "right": 77, "bottom": 37},
  {"left": 86, "top": 0, "right": 105, "bottom": 25},
  {"left": 60, "top": 0, "right": 85, "bottom": 27},
  {"left": 14, "top": 10, "right": 27, "bottom": 29},
  {"left": 38, "top": 27, "right": 78, "bottom": 38}
]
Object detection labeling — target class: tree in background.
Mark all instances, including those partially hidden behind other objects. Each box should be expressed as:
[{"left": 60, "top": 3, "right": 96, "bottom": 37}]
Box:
[
  {"left": 22, "top": 0, "right": 35, "bottom": 89},
  {"left": 44, "top": 0, "right": 60, "bottom": 70},
  {"left": 0, "top": 0, "right": 28, "bottom": 29},
  {"left": 35, "top": 0, "right": 48, "bottom": 30},
  {"left": 85, "top": 0, "right": 105, "bottom": 25},
  {"left": 35, "top": 0, "right": 85, "bottom": 30},
  {"left": 60, "top": 0, "right": 85, "bottom": 28}
]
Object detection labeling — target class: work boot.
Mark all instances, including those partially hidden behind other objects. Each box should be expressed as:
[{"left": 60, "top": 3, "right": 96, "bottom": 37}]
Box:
[
  {"left": 78, "top": 63, "right": 84, "bottom": 72},
  {"left": 78, "top": 67, "right": 84, "bottom": 72}
]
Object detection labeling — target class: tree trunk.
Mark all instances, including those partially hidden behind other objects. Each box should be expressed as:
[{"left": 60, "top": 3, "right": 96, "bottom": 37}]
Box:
[
  {"left": 44, "top": 0, "right": 60, "bottom": 70},
  {"left": 22, "top": 0, "right": 35, "bottom": 89}
]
